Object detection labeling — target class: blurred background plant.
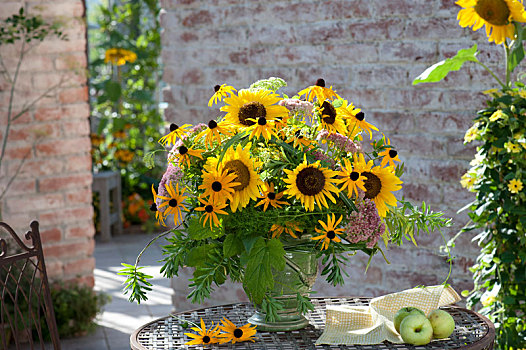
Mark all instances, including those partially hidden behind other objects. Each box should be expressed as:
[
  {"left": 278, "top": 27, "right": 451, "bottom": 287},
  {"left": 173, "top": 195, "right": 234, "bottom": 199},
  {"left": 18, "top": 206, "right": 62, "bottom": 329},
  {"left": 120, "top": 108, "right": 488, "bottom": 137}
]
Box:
[{"left": 88, "top": 0, "right": 165, "bottom": 232}]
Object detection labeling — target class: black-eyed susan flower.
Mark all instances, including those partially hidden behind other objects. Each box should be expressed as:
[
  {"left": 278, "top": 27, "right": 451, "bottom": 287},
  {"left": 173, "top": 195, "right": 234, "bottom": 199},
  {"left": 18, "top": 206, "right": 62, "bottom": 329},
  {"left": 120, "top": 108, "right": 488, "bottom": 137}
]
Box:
[
  {"left": 157, "top": 181, "right": 187, "bottom": 226},
  {"left": 169, "top": 144, "right": 204, "bottom": 167},
  {"left": 317, "top": 100, "right": 348, "bottom": 135},
  {"left": 217, "top": 317, "right": 257, "bottom": 344},
  {"left": 255, "top": 182, "right": 288, "bottom": 211},
  {"left": 283, "top": 156, "right": 341, "bottom": 212},
  {"left": 195, "top": 119, "right": 233, "bottom": 149},
  {"left": 311, "top": 214, "right": 344, "bottom": 250},
  {"left": 199, "top": 166, "right": 239, "bottom": 204},
  {"left": 361, "top": 166, "right": 402, "bottom": 217},
  {"left": 336, "top": 158, "right": 367, "bottom": 198},
  {"left": 247, "top": 116, "right": 277, "bottom": 141},
  {"left": 288, "top": 129, "right": 313, "bottom": 149},
  {"left": 212, "top": 143, "right": 263, "bottom": 212},
  {"left": 297, "top": 78, "right": 340, "bottom": 102},
  {"left": 221, "top": 89, "right": 288, "bottom": 129},
  {"left": 195, "top": 197, "right": 228, "bottom": 229},
  {"left": 456, "top": 0, "right": 526, "bottom": 45},
  {"left": 184, "top": 318, "right": 221, "bottom": 346},
  {"left": 344, "top": 109, "right": 379, "bottom": 140},
  {"left": 270, "top": 222, "right": 302, "bottom": 239},
  {"left": 150, "top": 185, "right": 166, "bottom": 226},
  {"left": 208, "top": 84, "right": 236, "bottom": 107},
  {"left": 377, "top": 138, "right": 401, "bottom": 168},
  {"left": 159, "top": 123, "right": 192, "bottom": 146},
  {"left": 508, "top": 178, "right": 523, "bottom": 193},
  {"left": 104, "top": 48, "right": 137, "bottom": 66}
]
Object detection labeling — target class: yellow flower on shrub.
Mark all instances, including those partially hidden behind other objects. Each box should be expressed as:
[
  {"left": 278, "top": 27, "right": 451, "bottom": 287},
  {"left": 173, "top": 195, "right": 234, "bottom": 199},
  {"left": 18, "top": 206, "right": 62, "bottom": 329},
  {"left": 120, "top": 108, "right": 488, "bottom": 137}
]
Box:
[
  {"left": 505, "top": 141, "right": 521, "bottom": 153},
  {"left": 456, "top": 0, "right": 526, "bottom": 44},
  {"left": 464, "top": 123, "right": 480, "bottom": 143},
  {"left": 489, "top": 109, "right": 506, "bottom": 122},
  {"left": 461, "top": 172, "right": 477, "bottom": 190},
  {"left": 508, "top": 178, "right": 524, "bottom": 193},
  {"left": 104, "top": 48, "right": 137, "bottom": 66}
]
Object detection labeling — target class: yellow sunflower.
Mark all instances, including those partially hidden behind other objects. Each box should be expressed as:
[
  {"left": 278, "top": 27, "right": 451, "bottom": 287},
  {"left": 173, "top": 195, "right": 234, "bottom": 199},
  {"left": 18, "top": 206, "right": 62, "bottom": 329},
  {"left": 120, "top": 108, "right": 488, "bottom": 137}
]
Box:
[
  {"left": 221, "top": 89, "right": 288, "bottom": 129},
  {"left": 255, "top": 182, "right": 288, "bottom": 211},
  {"left": 270, "top": 222, "right": 302, "bottom": 239},
  {"left": 159, "top": 123, "right": 192, "bottom": 146},
  {"left": 361, "top": 166, "right": 403, "bottom": 217},
  {"left": 336, "top": 158, "right": 367, "bottom": 198},
  {"left": 283, "top": 157, "right": 341, "bottom": 212},
  {"left": 169, "top": 144, "right": 204, "bottom": 167},
  {"left": 317, "top": 100, "right": 348, "bottom": 135},
  {"left": 157, "top": 182, "right": 187, "bottom": 226},
  {"left": 184, "top": 318, "right": 221, "bottom": 346},
  {"left": 150, "top": 184, "right": 166, "bottom": 226},
  {"left": 377, "top": 137, "right": 401, "bottom": 168},
  {"left": 195, "top": 119, "right": 233, "bottom": 149},
  {"left": 456, "top": 0, "right": 526, "bottom": 44},
  {"left": 311, "top": 214, "right": 344, "bottom": 250},
  {"left": 218, "top": 317, "right": 257, "bottom": 344},
  {"left": 199, "top": 166, "right": 239, "bottom": 204},
  {"left": 194, "top": 197, "right": 228, "bottom": 229},
  {"left": 297, "top": 78, "right": 340, "bottom": 102},
  {"left": 508, "top": 178, "right": 523, "bottom": 193},
  {"left": 208, "top": 84, "right": 236, "bottom": 107},
  {"left": 213, "top": 143, "right": 263, "bottom": 212}
]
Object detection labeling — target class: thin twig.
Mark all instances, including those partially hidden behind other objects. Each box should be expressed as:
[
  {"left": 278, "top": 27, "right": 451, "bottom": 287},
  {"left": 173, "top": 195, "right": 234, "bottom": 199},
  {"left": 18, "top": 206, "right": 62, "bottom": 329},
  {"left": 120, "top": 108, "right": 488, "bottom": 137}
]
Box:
[
  {"left": 0, "top": 146, "right": 32, "bottom": 203},
  {"left": 0, "top": 54, "right": 12, "bottom": 83}
]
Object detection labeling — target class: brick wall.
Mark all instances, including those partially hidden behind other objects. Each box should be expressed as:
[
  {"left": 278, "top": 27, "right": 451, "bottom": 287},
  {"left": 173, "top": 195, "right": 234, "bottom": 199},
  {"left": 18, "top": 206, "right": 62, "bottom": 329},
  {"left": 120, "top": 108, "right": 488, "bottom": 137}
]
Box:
[
  {"left": 0, "top": 1, "right": 94, "bottom": 286},
  {"left": 160, "top": 0, "right": 500, "bottom": 309}
]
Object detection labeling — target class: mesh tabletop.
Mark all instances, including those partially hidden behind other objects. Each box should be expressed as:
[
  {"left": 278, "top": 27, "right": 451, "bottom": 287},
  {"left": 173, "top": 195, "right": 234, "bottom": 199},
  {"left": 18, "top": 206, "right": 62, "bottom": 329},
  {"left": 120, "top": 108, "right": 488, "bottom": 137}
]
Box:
[{"left": 130, "top": 297, "right": 495, "bottom": 350}]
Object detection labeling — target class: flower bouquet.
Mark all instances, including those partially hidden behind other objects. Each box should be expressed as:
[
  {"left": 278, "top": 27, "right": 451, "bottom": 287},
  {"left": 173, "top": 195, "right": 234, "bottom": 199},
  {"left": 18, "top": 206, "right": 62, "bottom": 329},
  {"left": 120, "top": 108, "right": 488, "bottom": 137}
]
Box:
[{"left": 121, "top": 77, "right": 450, "bottom": 331}]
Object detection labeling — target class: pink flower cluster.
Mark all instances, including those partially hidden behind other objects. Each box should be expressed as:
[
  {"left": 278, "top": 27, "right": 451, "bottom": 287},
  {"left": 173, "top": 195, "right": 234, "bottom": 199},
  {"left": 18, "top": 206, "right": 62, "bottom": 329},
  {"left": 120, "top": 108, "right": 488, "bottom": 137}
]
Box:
[
  {"left": 317, "top": 130, "right": 360, "bottom": 153},
  {"left": 344, "top": 199, "right": 385, "bottom": 248},
  {"left": 278, "top": 99, "right": 314, "bottom": 114},
  {"left": 156, "top": 162, "right": 184, "bottom": 212},
  {"left": 313, "top": 150, "right": 336, "bottom": 168}
]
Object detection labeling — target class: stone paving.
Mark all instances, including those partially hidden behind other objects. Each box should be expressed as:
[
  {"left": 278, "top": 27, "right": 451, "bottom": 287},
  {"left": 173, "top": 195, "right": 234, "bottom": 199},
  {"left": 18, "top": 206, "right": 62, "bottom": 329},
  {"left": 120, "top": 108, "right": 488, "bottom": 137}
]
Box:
[{"left": 60, "top": 233, "right": 173, "bottom": 350}]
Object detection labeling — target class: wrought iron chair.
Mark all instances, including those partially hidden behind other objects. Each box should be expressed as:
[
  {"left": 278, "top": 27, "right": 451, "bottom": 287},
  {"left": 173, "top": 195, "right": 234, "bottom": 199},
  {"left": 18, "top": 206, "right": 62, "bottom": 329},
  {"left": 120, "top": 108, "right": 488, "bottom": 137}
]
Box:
[{"left": 0, "top": 221, "right": 61, "bottom": 350}]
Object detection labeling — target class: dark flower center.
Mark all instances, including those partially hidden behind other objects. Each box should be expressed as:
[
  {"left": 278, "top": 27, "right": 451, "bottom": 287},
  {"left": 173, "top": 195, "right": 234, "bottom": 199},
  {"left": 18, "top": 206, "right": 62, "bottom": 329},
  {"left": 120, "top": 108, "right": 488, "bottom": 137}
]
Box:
[
  {"left": 316, "top": 78, "right": 326, "bottom": 87},
  {"left": 321, "top": 101, "right": 336, "bottom": 125},
  {"left": 238, "top": 102, "right": 266, "bottom": 126},
  {"left": 205, "top": 205, "right": 214, "bottom": 213},
  {"left": 212, "top": 181, "right": 223, "bottom": 192},
  {"left": 362, "top": 171, "right": 382, "bottom": 200},
  {"left": 214, "top": 85, "right": 221, "bottom": 92},
  {"left": 388, "top": 149, "right": 398, "bottom": 158},
  {"left": 267, "top": 192, "right": 276, "bottom": 200},
  {"left": 327, "top": 230, "right": 336, "bottom": 239},
  {"left": 475, "top": 0, "right": 510, "bottom": 26},
  {"left": 203, "top": 335, "right": 211, "bottom": 343},
  {"left": 224, "top": 160, "right": 250, "bottom": 191},
  {"left": 169, "top": 199, "right": 178, "bottom": 207},
  {"left": 208, "top": 120, "right": 218, "bottom": 129},
  {"left": 170, "top": 123, "right": 179, "bottom": 132},
  {"left": 179, "top": 146, "right": 188, "bottom": 155},
  {"left": 150, "top": 203, "right": 157, "bottom": 212},
  {"left": 233, "top": 328, "right": 243, "bottom": 338},
  {"left": 296, "top": 167, "right": 326, "bottom": 196},
  {"left": 355, "top": 112, "right": 365, "bottom": 121},
  {"left": 258, "top": 117, "right": 267, "bottom": 126},
  {"left": 350, "top": 171, "right": 360, "bottom": 181}
]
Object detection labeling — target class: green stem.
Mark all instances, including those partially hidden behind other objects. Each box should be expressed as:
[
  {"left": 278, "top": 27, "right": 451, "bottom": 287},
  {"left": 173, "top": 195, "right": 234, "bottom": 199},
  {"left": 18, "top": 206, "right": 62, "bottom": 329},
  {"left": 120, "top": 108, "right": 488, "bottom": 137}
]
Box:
[
  {"left": 504, "top": 42, "right": 511, "bottom": 87},
  {"left": 475, "top": 61, "right": 506, "bottom": 89}
]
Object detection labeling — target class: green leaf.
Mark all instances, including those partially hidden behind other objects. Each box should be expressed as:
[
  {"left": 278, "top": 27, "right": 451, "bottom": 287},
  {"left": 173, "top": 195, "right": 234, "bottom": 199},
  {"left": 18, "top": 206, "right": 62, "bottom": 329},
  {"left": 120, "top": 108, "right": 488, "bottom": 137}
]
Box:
[
  {"left": 223, "top": 234, "right": 244, "bottom": 258},
  {"left": 186, "top": 245, "right": 215, "bottom": 267},
  {"left": 186, "top": 216, "right": 224, "bottom": 240},
  {"left": 332, "top": 99, "right": 344, "bottom": 108},
  {"left": 412, "top": 44, "right": 479, "bottom": 85},
  {"left": 510, "top": 24, "right": 525, "bottom": 73},
  {"left": 105, "top": 80, "right": 122, "bottom": 102}
]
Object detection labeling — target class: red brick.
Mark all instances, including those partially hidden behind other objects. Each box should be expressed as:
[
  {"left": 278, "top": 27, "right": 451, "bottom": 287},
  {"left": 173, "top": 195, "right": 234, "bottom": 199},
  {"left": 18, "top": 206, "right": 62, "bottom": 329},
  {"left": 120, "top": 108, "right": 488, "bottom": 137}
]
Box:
[
  {"left": 39, "top": 206, "right": 94, "bottom": 226},
  {"left": 40, "top": 228, "right": 63, "bottom": 243},
  {"left": 36, "top": 137, "right": 91, "bottom": 156},
  {"left": 181, "top": 9, "right": 214, "bottom": 27},
  {"left": 6, "top": 193, "right": 64, "bottom": 213},
  {"left": 55, "top": 52, "right": 88, "bottom": 70},
  {"left": 28, "top": 1, "right": 85, "bottom": 18},
  {"left": 43, "top": 241, "right": 91, "bottom": 260},
  {"left": 34, "top": 103, "right": 90, "bottom": 122},
  {"left": 67, "top": 275, "right": 95, "bottom": 288},
  {"left": 64, "top": 154, "right": 92, "bottom": 172},
  {"left": 373, "top": 0, "right": 434, "bottom": 17},
  {"left": 64, "top": 187, "right": 92, "bottom": 204},
  {"left": 39, "top": 173, "right": 92, "bottom": 192},
  {"left": 8, "top": 123, "right": 59, "bottom": 142},
  {"left": 62, "top": 119, "right": 90, "bottom": 137},
  {"left": 58, "top": 87, "right": 88, "bottom": 104},
  {"left": 45, "top": 259, "right": 64, "bottom": 279},
  {"left": 64, "top": 257, "right": 95, "bottom": 276},
  {"left": 66, "top": 223, "right": 95, "bottom": 239},
  {"left": 4, "top": 145, "right": 32, "bottom": 160},
  {"left": 13, "top": 158, "right": 64, "bottom": 178}
]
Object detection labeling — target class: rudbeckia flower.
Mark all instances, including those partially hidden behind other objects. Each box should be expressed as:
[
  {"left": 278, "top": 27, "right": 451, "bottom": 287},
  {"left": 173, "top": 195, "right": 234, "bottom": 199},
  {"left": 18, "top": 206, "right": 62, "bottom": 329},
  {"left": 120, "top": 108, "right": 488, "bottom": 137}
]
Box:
[
  {"left": 169, "top": 144, "right": 204, "bottom": 167},
  {"left": 157, "top": 182, "right": 187, "bottom": 226},
  {"left": 104, "top": 48, "right": 137, "bottom": 66},
  {"left": 336, "top": 158, "right": 367, "bottom": 198},
  {"left": 199, "top": 167, "right": 239, "bottom": 204},
  {"left": 255, "top": 182, "right": 288, "bottom": 211},
  {"left": 195, "top": 119, "right": 233, "bottom": 148},
  {"left": 508, "top": 178, "right": 523, "bottom": 193},
  {"left": 377, "top": 137, "right": 401, "bottom": 168},
  {"left": 159, "top": 123, "right": 192, "bottom": 146},
  {"left": 270, "top": 222, "right": 302, "bottom": 238},
  {"left": 311, "top": 214, "right": 344, "bottom": 250},
  {"left": 184, "top": 318, "right": 221, "bottom": 345},
  {"left": 150, "top": 185, "right": 166, "bottom": 226},
  {"left": 218, "top": 317, "right": 257, "bottom": 344},
  {"left": 195, "top": 197, "right": 228, "bottom": 229},
  {"left": 208, "top": 84, "right": 236, "bottom": 107},
  {"left": 297, "top": 78, "right": 340, "bottom": 102}
]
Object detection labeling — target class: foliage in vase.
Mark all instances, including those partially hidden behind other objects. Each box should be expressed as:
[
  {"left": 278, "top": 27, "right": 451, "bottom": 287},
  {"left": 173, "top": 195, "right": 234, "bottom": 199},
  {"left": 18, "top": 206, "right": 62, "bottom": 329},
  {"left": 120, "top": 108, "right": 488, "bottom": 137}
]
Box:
[
  {"left": 120, "top": 77, "right": 451, "bottom": 320},
  {"left": 414, "top": 1, "right": 526, "bottom": 348},
  {"left": 88, "top": 0, "right": 164, "bottom": 199}
]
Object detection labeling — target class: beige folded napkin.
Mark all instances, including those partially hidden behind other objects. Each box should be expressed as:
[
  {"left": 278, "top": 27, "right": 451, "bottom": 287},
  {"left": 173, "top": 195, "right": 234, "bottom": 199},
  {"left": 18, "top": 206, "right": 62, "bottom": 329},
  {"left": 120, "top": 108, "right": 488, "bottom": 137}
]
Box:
[{"left": 316, "top": 285, "right": 461, "bottom": 345}]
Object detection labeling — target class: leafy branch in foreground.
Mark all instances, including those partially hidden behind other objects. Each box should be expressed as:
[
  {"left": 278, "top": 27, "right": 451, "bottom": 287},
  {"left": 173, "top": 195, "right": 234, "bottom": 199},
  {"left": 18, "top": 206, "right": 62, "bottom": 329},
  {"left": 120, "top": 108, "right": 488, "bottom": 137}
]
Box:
[{"left": 118, "top": 263, "right": 153, "bottom": 304}]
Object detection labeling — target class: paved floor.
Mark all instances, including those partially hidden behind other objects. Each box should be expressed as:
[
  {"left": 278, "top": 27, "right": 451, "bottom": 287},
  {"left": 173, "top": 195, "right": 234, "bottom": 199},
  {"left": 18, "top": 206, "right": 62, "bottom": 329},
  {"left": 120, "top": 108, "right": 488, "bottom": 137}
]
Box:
[{"left": 60, "top": 233, "right": 173, "bottom": 350}]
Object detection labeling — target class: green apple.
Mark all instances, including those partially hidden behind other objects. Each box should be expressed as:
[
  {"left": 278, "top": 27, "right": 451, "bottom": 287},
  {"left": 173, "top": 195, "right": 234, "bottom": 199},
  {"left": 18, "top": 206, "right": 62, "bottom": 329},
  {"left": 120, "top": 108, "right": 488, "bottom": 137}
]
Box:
[
  {"left": 393, "top": 307, "right": 426, "bottom": 333},
  {"left": 400, "top": 314, "right": 433, "bottom": 346},
  {"left": 428, "top": 309, "right": 455, "bottom": 339}
]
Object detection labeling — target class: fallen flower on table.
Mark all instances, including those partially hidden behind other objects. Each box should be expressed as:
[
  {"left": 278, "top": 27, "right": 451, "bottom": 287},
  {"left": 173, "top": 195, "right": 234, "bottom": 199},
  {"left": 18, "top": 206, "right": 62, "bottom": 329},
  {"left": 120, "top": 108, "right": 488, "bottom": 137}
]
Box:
[
  {"left": 218, "top": 317, "right": 257, "bottom": 344},
  {"left": 184, "top": 318, "right": 221, "bottom": 346}
]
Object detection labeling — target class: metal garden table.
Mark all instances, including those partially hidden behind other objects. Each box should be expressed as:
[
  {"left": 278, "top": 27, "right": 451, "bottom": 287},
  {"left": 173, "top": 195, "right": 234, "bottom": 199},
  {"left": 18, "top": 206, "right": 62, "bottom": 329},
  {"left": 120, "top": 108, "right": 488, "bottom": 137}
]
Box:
[{"left": 130, "top": 297, "right": 495, "bottom": 350}]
